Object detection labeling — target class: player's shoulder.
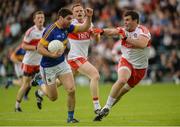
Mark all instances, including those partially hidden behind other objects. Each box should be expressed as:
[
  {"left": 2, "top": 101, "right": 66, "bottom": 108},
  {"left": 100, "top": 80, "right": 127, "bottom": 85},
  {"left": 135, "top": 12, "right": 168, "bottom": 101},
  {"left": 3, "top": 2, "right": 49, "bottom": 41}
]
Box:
[
  {"left": 71, "top": 19, "right": 79, "bottom": 25},
  {"left": 25, "top": 26, "right": 36, "bottom": 36},
  {"left": 137, "top": 25, "right": 150, "bottom": 34},
  {"left": 43, "top": 23, "right": 57, "bottom": 37}
]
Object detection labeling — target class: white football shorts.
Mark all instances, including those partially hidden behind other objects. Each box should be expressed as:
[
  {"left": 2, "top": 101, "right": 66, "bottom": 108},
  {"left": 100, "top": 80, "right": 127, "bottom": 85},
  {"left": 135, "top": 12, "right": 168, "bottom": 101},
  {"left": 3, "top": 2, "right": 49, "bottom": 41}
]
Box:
[{"left": 40, "top": 60, "right": 72, "bottom": 85}]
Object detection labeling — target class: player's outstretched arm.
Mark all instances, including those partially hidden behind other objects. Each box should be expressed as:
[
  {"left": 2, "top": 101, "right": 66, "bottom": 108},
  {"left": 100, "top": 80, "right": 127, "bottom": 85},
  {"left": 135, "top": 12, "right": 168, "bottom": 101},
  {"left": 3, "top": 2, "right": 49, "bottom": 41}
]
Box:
[
  {"left": 103, "top": 28, "right": 120, "bottom": 36},
  {"left": 92, "top": 28, "right": 119, "bottom": 36},
  {"left": 75, "top": 8, "right": 93, "bottom": 32}
]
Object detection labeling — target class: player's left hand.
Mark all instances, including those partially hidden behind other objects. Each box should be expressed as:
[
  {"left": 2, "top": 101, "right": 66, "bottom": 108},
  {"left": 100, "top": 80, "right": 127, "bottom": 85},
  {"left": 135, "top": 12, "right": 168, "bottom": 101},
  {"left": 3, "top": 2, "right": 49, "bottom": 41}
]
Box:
[
  {"left": 117, "top": 27, "right": 127, "bottom": 40},
  {"left": 85, "top": 8, "right": 93, "bottom": 17}
]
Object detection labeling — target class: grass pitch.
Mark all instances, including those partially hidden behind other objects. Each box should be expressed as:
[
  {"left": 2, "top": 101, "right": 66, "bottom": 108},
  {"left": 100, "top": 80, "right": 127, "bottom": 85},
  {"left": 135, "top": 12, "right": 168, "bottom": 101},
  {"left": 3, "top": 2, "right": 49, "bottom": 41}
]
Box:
[{"left": 0, "top": 83, "right": 180, "bottom": 126}]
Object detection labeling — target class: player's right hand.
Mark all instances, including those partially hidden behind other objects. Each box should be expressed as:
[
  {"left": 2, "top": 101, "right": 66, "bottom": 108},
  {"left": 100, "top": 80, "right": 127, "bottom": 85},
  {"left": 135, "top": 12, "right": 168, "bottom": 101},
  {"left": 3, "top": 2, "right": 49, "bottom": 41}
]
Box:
[
  {"left": 117, "top": 27, "right": 127, "bottom": 39},
  {"left": 85, "top": 8, "right": 93, "bottom": 17}
]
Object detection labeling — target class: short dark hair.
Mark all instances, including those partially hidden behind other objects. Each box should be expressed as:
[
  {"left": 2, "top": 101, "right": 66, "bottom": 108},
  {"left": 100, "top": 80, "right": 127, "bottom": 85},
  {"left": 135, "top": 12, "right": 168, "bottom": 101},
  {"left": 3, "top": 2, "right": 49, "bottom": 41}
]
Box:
[
  {"left": 124, "top": 10, "right": 139, "bottom": 23},
  {"left": 58, "top": 8, "right": 73, "bottom": 18},
  {"left": 33, "top": 11, "right": 44, "bottom": 19}
]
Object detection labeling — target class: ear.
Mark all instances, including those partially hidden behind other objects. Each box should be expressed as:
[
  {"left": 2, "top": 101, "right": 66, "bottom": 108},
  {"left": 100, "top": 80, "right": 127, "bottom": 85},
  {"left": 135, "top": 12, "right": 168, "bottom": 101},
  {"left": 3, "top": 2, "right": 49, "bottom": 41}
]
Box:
[
  {"left": 33, "top": 18, "right": 36, "bottom": 23},
  {"left": 135, "top": 19, "right": 138, "bottom": 24}
]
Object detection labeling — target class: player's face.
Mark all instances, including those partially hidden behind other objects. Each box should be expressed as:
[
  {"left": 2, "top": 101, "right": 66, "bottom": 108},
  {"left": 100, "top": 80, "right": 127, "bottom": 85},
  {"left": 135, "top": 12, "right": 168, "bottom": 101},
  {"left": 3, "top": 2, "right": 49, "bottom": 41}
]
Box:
[
  {"left": 34, "top": 14, "right": 45, "bottom": 28},
  {"left": 72, "top": 6, "right": 85, "bottom": 20},
  {"left": 63, "top": 15, "right": 73, "bottom": 28},
  {"left": 123, "top": 16, "right": 136, "bottom": 31}
]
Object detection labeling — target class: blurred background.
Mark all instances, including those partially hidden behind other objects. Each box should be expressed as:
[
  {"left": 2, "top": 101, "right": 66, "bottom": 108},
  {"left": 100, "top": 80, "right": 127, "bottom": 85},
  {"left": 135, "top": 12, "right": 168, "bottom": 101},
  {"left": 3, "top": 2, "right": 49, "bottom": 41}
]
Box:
[{"left": 0, "top": 0, "right": 179, "bottom": 86}]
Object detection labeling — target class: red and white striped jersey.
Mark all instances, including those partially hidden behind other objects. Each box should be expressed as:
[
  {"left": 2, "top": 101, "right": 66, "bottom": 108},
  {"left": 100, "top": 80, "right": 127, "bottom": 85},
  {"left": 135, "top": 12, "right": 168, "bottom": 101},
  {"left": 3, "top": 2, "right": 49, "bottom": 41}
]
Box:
[
  {"left": 119, "top": 25, "right": 151, "bottom": 69},
  {"left": 68, "top": 19, "right": 93, "bottom": 60},
  {"left": 22, "top": 25, "right": 45, "bottom": 65}
]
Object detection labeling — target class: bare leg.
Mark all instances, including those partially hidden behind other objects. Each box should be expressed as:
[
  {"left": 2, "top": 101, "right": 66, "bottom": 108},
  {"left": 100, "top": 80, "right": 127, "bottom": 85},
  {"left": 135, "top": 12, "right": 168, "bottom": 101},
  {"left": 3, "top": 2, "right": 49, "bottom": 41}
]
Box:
[
  {"left": 104, "top": 68, "right": 131, "bottom": 109},
  {"left": 15, "top": 76, "right": 32, "bottom": 111},
  {"left": 58, "top": 72, "right": 78, "bottom": 122},
  {"left": 58, "top": 72, "right": 76, "bottom": 111},
  {"left": 78, "top": 61, "right": 101, "bottom": 111},
  {"left": 112, "top": 84, "right": 132, "bottom": 106},
  {"left": 93, "top": 68, "right": 131, "bottom": 121}
]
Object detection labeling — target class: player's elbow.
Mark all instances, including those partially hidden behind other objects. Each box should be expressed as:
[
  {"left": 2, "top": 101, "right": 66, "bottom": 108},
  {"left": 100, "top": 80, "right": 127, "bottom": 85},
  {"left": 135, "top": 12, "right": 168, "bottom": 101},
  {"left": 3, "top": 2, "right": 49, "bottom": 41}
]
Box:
[
  {"left": 140, "top": 42, "right": 148, "bottom": 48},
  {"left": 79, "top": 27, "right": 89, "bottom": 32},
  {"left": 138, "top": 44, "right": 147, "bottom": 48},
  {"left": 21, "top": 42, "right": 26, "bottom": 50}
]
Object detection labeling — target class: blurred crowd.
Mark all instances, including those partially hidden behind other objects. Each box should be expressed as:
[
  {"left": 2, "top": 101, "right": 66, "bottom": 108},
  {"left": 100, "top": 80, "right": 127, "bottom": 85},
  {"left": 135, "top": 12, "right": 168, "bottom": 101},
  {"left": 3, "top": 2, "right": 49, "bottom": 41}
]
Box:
[{"left": 0, "top": 0, "right": 180, "bottom": 85}]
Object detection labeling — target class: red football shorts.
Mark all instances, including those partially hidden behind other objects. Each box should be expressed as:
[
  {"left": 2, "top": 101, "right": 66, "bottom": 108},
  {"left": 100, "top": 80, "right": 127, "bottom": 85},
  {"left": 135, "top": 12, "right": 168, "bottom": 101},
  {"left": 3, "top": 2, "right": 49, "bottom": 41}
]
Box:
[
  {"left": 68, "top": 57, "right": 87, "bottom": 70},
  {"left": 118, "top": 57, "right": 146, "bottom": 87},
  {"left": 21, "top": 63, "right": 39, "bottom": 76}
]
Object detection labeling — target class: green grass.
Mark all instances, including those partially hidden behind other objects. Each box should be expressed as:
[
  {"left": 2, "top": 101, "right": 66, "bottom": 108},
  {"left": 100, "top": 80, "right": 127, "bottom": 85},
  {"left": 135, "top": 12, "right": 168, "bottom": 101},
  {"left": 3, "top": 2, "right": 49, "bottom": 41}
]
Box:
[{"left": 0, "top": 83, "right": 180, "bottom": 126}]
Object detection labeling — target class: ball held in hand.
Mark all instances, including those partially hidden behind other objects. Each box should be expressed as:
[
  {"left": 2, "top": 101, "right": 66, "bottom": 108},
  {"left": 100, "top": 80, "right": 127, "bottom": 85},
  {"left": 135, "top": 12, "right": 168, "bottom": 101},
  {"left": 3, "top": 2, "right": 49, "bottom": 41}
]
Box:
[{"left": 48, "top": 40, "right": 64, "bottom": 52}]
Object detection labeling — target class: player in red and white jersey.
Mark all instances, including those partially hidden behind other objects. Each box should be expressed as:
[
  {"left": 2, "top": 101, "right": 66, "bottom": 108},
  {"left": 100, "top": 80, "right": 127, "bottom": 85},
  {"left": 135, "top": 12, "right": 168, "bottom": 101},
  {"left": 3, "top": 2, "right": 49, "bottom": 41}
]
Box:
[
  {"left": 15, "top": 11, "right": 45, "bottom": 112},
  {"left": 68, "top": 3, "right": 101, "bottom": 114},
  {"left": 93, "top": 10, "right": 151, "bottom": 121}
]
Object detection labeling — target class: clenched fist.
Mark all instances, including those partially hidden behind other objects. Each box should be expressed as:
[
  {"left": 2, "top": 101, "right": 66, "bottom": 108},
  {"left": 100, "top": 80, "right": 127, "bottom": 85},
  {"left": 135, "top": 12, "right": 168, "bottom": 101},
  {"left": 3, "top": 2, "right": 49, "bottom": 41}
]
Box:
[{"left": 85, "top": 8, "right": 93, "bottom": 17}]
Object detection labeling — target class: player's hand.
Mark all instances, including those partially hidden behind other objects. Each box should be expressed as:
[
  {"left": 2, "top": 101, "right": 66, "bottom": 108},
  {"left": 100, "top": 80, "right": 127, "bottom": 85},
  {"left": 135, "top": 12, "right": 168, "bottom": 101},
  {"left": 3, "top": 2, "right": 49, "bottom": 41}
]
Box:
[
  {"left": 50, "top": 49, "right": 64, "bottom": 58},
  {"left": 85, "top": 8, "right": 93, "bottom": 17},
  {"left": 90, "top": 28, "right": 104, "bottom": 35},
  {"left": 117, "top": 27, "right": 127, "bottom": 40}
]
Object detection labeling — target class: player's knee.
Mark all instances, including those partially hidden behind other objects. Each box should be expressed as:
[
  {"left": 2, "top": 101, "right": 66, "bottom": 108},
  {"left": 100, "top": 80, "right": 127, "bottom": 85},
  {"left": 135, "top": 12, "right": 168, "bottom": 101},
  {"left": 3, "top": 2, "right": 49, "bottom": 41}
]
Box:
[
  {"left": 48, "top": 95, "right": 58, "bottom": 101},
  {"left": 91, "top": 73, "right": 100, "bottom": 81},
  {"left": 67, "top": 87, "right": 75, "bottom": 94},
  {"left": 117, "top": 78, "right": 128, "bottom": 85}
]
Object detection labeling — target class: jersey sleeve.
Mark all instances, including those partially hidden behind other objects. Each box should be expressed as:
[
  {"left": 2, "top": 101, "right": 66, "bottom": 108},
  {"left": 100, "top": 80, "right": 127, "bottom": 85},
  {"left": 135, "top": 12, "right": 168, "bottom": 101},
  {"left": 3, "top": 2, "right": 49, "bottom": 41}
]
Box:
[
  {"left": 23, "top": 29, "right": 32, "bottom": 43},
  {"left": 68, "top": 24, "right": 79, "bottom": 33},
  {"left": 39, "top": 28, "right": 54, "bottom": 47},
  {"left": 138, "top": 25, "right": 151, "bottom": 40}
]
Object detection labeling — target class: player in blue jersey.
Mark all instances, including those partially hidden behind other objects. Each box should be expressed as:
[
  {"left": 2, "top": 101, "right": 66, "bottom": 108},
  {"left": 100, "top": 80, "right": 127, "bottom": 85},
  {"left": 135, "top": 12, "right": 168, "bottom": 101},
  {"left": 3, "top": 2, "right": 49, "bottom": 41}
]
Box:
[
  {"left": 5, "top": 45, "right": 25, "bottom": 88},
  {"left": 36, "top": 8, "right": 93, "bottom": 123},
  {"left": 6, "top": 45, "right": 25, "bottom": 87},
  {"left": 5, "top": 45, "right": 32, "bottom": 100}
]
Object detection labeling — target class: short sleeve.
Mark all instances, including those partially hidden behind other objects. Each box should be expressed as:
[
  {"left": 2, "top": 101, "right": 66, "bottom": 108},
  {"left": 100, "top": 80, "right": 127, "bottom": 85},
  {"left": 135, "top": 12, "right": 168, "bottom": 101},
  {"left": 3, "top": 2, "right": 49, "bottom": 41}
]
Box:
[
  {"left": 40, "top": 28, "right": 54, "bottom": 47},
  {"left": 23, "top": 29, "right": 32, "bottom": 43},
  {"left": 138, "top": 25, "right": 151, "bottom": 40},
  {"left": 68, "top": 24, "right": 79, "bottom": 33}
]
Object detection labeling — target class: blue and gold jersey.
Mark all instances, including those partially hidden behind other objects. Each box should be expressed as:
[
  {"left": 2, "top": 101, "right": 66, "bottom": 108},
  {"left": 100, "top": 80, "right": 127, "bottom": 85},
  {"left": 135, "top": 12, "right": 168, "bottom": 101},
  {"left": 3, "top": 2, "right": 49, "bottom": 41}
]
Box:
[
  {"left": 15, "top": 46, "right": 26, "bottom": 61},
  {"left": 40, "top": 22, "right": 78, "bottom": 67}
]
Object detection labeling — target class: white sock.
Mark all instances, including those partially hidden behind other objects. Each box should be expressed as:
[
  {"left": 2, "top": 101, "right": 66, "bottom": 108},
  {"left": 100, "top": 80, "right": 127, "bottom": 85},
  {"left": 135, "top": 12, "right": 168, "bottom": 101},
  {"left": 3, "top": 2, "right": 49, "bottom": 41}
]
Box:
[
  {"left": 15, "top": 101, "right": 20, "bottom": 108},
  {"left": 38, "top": 89, "right": 44, "bottom": 97},
  {"left": 93, "top": 100, "right": 101, "bottom": 110},
  {"left": 104, "top": 96, "right": 116, "bottom": 109}
]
